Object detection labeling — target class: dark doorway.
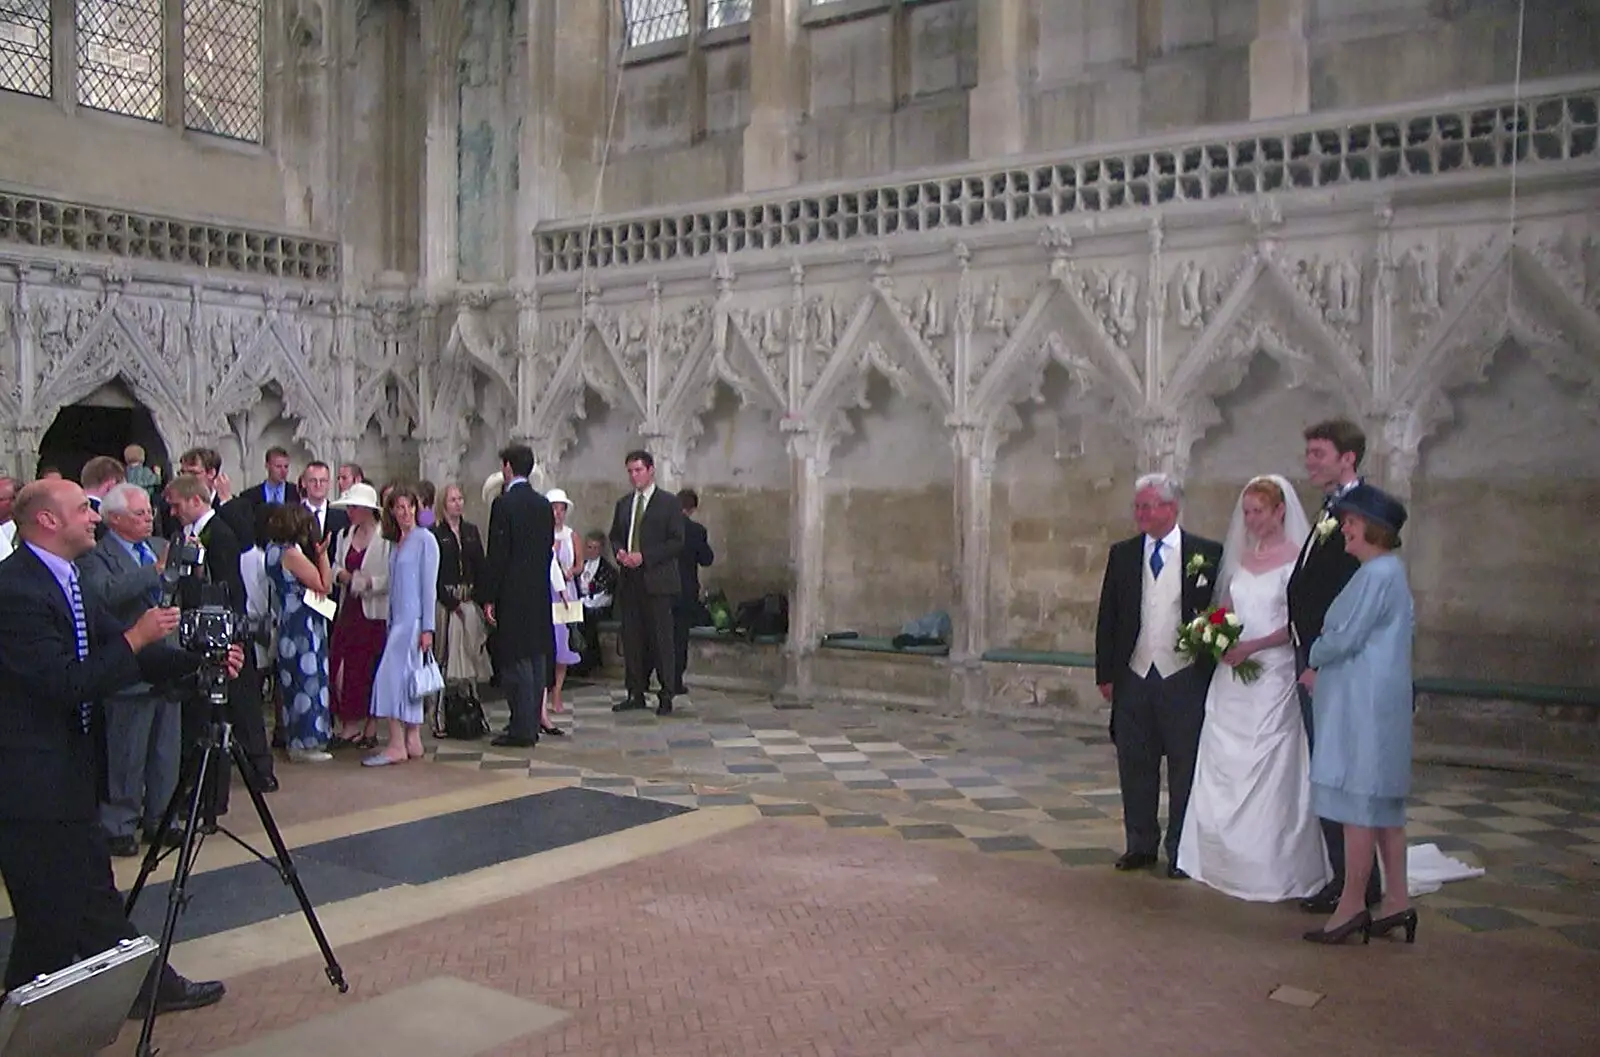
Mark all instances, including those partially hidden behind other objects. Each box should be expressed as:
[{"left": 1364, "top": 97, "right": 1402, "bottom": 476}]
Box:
[{"left": 36, "top": 381, "right": 170, "bottom": 482}]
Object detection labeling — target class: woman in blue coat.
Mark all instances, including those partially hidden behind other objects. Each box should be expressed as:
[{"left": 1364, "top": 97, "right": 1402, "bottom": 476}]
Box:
[{"left": 1302, "top": 484, "right": 1417, "bottom": 946}]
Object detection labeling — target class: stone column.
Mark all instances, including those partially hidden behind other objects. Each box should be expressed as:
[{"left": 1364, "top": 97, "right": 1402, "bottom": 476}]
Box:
[
  {"left": 780, "top": 420, "right": 831, "bottom": 703},
  {"left": 420, "top": 0, "right": 468, "bottom": 293},
  {"left": 742, "top": 0, "right": 806, "bottom": 192},
  {"left": 1250, "top": 0, "right": 1310, "bottom": 119},
  {"left": 967, "top": 0, "right": 1030, "bottom": 159},
  {"left": 949, "top": 420, "right": 997, "bottom": 666},
  {"left": 520, "top": 0, "right": 613, "bottom": 238}
]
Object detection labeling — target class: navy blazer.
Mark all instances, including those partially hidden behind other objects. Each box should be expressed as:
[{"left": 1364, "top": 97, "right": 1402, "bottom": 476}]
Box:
[{"left": 0, "top": 545, "right": 198, "bottom": 821}]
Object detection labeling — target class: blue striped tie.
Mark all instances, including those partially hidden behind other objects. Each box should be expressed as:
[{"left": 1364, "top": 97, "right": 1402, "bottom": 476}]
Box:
[{"left": 67, "top": 572, "right": 92, "bottom": 734}]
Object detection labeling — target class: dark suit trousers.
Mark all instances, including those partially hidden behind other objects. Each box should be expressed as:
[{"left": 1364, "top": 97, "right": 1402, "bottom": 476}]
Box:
[
  {"left": 1112, "top": 664, "right": 1208, "bottom": 861},
  {"left": 500, "top": 653, "right": 550, "bottom": 741},
  {"left": 179, "top": 654, "right": 274, "bottom": 815},
  {"left": 0, "top": 819, "right": 141, "bottom": 991},
  {"left": 671, "top": 599, "right": 693, "bottom": 691},
  {"left": 618, "top": 571, "right": 675, "bottom": 699}
]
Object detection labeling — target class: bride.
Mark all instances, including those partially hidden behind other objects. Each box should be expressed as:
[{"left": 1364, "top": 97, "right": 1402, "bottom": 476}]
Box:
[{"left": 1177, "top": 475, "right": 1331, "bottom": 901}]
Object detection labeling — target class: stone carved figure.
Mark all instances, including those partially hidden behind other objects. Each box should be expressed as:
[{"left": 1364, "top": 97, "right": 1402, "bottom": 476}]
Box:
[
  {"left": 1077, "top": 269, "right": 1141, "bottom": 347},
  {"left": 1177, "top": 262, "right": 1211, "bottom": 329},
  {"left": 1408, "top": 247, "right": 1441, "bottom": 316}
]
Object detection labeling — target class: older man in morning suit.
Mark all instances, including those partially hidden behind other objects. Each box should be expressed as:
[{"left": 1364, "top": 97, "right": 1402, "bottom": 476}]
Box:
[
  {"left": 608, "top": 450, "right": 685, "bottom": 716},
  {"left": 77, "top": 483, "right": 183, "bottom": 858},
  {"left": 0, "top": 479, "right": 234, "bottom": 1015},
  {"left": 1096, "top": 473, "right": 1223, "bottom": 878},
  {"left": 481, "top": 444, "right": 556, "bottom": 749}
]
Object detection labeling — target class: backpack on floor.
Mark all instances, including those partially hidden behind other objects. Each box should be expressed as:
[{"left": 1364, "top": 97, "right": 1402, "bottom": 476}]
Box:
[
  {"left": 433, "top": 681, "right": 491, "bottom": 741},
  {"left": 733, "top": 593, "right": 789, "bottom": 641}
]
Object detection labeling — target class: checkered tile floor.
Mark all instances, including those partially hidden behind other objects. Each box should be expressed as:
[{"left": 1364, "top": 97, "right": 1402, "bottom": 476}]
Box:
[{"left": 419, "top": 681, "right": 1600, "bottom": 951}]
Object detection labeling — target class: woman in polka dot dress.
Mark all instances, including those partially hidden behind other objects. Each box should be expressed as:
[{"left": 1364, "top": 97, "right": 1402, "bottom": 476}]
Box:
[{"left": 265, "top": 504, "right": 335, "bottom": 762}]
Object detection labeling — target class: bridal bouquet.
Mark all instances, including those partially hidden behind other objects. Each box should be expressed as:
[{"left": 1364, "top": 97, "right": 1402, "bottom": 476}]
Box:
[{"left": 1176, "top": 606, "right": 1262, "bottom": 683}]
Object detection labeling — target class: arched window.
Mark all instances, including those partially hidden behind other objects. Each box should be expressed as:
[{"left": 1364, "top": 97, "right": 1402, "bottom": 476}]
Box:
[
  {"left": 76, "top": 0, "right": 164, "bottom": 121},
  {"left": 622, "top": 0, "right": 689, "bottom": 48},
  {"left": 183, "top": 0, "right": 263, "bottom": 142},
  {"left": 0, "top": 0, "right": 52, "bottom": 99}
]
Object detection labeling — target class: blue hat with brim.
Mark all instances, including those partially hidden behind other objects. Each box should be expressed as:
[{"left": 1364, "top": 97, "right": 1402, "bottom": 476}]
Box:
[{"left": 1332, "top": 483, "right": 1408, "bottom": 537}]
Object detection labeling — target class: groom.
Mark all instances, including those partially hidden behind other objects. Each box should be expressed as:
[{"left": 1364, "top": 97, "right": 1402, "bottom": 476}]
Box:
[
  {"left": 1096, "top": 473, "right": 1223, "bottom": 877},
  {"left": 1287, "top": 418, "right": 1383, "bottom": 913}
]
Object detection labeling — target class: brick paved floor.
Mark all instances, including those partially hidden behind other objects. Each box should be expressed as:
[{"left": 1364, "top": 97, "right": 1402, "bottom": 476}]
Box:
[
  {"left": 415, "top": 681, "right": 1600, "bottom": 951},
  {"left": 143, "top": 821, "right": 1598, "bottom": 1057}
]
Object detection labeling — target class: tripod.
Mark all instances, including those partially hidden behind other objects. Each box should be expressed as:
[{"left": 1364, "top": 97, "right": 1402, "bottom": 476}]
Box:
[{"left": 124, "top": 698, "right": 348, "bottom": 1057}]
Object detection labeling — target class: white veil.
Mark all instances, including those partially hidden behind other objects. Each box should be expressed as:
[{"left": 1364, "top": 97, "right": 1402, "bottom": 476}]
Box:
[{"left": 1213, "top": 473, "right": 1312, "bottom": 605}]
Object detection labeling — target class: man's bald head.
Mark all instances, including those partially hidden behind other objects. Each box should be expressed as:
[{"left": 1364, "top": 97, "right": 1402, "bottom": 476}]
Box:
[{"left": 14, "top": 479, "right": 100, "bottom": 558}]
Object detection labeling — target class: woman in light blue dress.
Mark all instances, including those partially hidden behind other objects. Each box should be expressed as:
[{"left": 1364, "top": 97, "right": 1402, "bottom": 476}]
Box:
[
  {"left": 1303, "top": 484, "right": 1418, "bottom": 947},
  {"left": 363, "top": 485, "right": 440, "bottom": 767}
]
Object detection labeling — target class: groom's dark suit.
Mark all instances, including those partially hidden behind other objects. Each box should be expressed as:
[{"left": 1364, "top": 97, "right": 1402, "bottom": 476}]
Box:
[
  {"left": 1287, "top": 479, "right": 1375, "bottom": 905},
  {"left": 1096, "top": 529, "right": 1222, "bottom": 865}
]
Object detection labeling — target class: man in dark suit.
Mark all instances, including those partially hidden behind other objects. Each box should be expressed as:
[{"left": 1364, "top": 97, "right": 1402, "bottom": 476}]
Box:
[
  {"left": 480, "top": 444, "right": 555, "bottom": 748},
  {"left": 80, "top": 455, "right": 125, "bottom": 543},
  {"left": 0, "top": 478, "right": 233, "bottom": 1014},
  {"left": 299, "top": 461, "right": 348, "bottom": 542},
  {"left": 237, "top": 447, "right": 300, "bottom": 511},
  {"left": 1287, "top": 417, "right": 1381, "bottom": 914},
  {"left": 1095, "top": 473, "right": 1223, "bottom": 878},
  {"left": 670, "top": 489, "right": 714, "bottom": 696},
  {"left": 76, "top": 483, "right": 182, "bottom": 857},
  {"left": 167, "top": 475, "right": 277, "bottom": 799},
  {"left": 608, "top": 450, "right": 685, "bottom": 716}
]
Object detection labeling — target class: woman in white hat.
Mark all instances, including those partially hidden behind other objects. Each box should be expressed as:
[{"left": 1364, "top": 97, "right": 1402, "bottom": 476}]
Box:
[
  {"left": 545, "top": 488, "right": 582, "bottom": 722},
  {"left": 327, "top": 482, "right": 390, "bottom": 749}
]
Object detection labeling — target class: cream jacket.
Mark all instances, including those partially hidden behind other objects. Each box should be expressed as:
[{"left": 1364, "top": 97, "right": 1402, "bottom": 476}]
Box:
[{"left": 333, "top": 524, "right": 391, "bottom": 622}]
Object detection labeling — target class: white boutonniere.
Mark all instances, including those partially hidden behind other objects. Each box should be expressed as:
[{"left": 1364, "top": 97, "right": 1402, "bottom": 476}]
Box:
[
  {"left": 1314, "top": 514, "right": 1339, "bottom": 542},
  {"left": 1184, "top": 553, "right": 1210, "bottom": 585}
]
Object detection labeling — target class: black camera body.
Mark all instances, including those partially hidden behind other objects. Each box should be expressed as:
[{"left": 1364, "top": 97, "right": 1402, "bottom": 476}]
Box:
[{"left": 159, "top": 539, "right": 241, "bottom": 708}]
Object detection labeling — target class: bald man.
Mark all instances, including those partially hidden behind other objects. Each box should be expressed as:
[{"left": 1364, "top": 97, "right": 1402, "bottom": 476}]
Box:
[{"left": 0, "top": 479, "right": 238, "bottom": 1016}]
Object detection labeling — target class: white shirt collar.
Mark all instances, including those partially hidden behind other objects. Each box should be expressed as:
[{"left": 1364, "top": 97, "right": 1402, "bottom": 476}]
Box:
[
  {"left": 634, "top": 484, "right": 656, "bottom": 505},
  {"left": 189, "top": 507, "right": 216, "bottom": 537},
  {"left": 1147, "top": 525, "right": 1181, "bottom": 554}
]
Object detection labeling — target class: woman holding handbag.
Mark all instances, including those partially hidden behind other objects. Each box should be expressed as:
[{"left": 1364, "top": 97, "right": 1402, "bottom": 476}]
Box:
[
  {"left": 544, "top": 489, "right": 583, "bottom": 723},
  {"left": 433, "top": 483, "right": 493, "bottom": 685},
  {"left": 364, "top": 484, "right": 441, "bottom": 767}
]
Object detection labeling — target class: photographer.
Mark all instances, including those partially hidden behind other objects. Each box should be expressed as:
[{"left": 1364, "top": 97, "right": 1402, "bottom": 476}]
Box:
[
  {"left": 0, "top": 479, "right": 243, "bottom": 1015},
  {"left": 167, "top": 474, "right": 277, "bottom": 798}
]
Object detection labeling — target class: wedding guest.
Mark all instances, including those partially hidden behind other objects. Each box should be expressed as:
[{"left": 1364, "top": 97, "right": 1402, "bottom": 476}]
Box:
[
  {"left": 544, "top": 489, "right": 581, "bottom": 724},
  {"left": 264, "top": 505, "right": 334, "bottom": 763},
  {"left": 1301, "top": 484, "right": 1417, "bottom": 946},
  {"left": 328, "top": 484, "right": 389, "bottom": 749},
  {"left": 671, "top": 489, "right": 714, "bottom": 695},
  {"left": 572, "top": 530, "right": 617, "bottom": 677},
  {"left": 1095, "top": 473, "right": 1222, "bottom": 878},
  {"left": 364, "top": 485, "right": 439, "bottom": 766},
  {"left": 607, "top": 451, "right": 684, "bottom": 716},
  {"left": 433, "top": 484, "right": 492, "bottom": 684},
  {"left": 1288, "top": 418, "right": 1382, "bottom": 913},
  {"left": 416, "top": 480, "right": 437, "bottom": 529}
]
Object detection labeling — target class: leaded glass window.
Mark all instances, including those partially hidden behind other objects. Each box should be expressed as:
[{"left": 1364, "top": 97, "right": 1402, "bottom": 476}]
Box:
[
  {"left": 0, "top": 0, "right": 51, "bottom": 99},
  {"left": 77, "top": 0, "right": 164, "bottom": 121},
  {"left": 623, "top": 0, "right": 689, "bottom": 48},
  {"left": 707, "top": 0, "right": 751, "bottom": 29},
  {"left": 183, "top": 0, "right": 263, "bottom": 142}
]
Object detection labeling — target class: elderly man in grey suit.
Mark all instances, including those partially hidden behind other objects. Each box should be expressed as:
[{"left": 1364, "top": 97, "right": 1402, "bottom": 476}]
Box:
[{"left": 76, "top": 482, "right": 181, "bottom": 857}]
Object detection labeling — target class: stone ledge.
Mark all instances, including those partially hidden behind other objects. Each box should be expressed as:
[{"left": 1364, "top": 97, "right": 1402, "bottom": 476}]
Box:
[{"left": 820, "top": 635, "right": 950, "bottom": 657}]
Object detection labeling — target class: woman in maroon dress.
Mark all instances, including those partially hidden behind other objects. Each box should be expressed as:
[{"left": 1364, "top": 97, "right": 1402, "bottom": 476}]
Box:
[{"left": 327, "top": 483, "right": 390, "bottom": 749}]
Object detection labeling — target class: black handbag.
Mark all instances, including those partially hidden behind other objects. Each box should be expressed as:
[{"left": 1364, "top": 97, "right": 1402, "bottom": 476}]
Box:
[{"left": 432, "top": 681, "right": 491, "bottom": 741}]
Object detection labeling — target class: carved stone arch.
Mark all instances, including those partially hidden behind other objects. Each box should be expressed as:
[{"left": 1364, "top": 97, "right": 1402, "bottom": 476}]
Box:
[
  {"left": 800, "top": 290, "right": 950, "bottom": 424},
  {"left": 524, "top": 319, "right": 643, "bottom": 469},
  {"left": 716, "top": 310, "right": 789, "bottom": 414},
  {"left": 443, "top": 305, "right": 516, "bottom": 404},
  {"left": 355, "top": 367, "right": 422, "bottom": 442},
  {"left": 31, "top": 298, "right": 192, "bottom": 452},
  {"left": 651, "top": 305, "right": 736, "bottom": 464},
  {"left": 260, "top": 315, "right": 338, "bottom": 451}
]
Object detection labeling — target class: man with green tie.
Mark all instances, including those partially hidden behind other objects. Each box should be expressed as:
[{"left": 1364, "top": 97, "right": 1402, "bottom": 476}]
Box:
[{"left": 607, "top": 450, "right": 685, "bottom": 716}]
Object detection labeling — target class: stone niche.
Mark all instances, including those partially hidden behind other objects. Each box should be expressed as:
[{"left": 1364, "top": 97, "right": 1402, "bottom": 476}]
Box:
[
  {"left": 990, "top": 362, "right": 1137, "bottom": 654},
  {"left": 820, "top": 373, "right": 956, "bottom": 636},
  {"left": 1407, "top": 341, "right": 1600, "bottom": 687}
]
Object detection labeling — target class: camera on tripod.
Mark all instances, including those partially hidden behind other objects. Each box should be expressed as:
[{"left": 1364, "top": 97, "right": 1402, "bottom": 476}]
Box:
[{"left": 158, "top": 539, "right": 240, "bottom": 709}]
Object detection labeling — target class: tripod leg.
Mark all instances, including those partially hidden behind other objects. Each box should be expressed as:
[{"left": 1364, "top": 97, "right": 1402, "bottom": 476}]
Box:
[
  {"left": 228, "top": 741, "right": 349, "bottom": 993},
  {"left": 134, "top": 743, "right": 217, "bottom": 1057}
]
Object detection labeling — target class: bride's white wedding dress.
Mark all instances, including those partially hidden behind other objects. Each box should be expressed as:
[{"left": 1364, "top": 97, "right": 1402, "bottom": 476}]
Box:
[{"left": 1177, "top": 561, "right": 1331, "bottom": 901}]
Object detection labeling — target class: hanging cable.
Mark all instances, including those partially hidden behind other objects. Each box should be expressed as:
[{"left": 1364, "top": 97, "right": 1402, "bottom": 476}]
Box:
[
  {"left": 1506, "top": 0, "right": 1528, "bottom": 315},
  {"left": 579, "top": 13, "right": 631, "bottom": 309}
]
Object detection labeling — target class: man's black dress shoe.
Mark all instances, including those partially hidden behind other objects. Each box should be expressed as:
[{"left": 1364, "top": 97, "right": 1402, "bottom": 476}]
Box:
[
  {"left": 128, "top": 977, "right": 226, "bottom": 1018},
  {"left": 1167, "top": 864, "right": 1189, "bottom": 880},
  {"left": 108, "top": 835, "right": 140, "bottom": 858},
  {"left": 490, "top": 733, "right": 538, "bottom": 748},
  {"left": 656, "top": 696, "right": 673, "bottom": 716},
  {"left": 256, "top": 774, "right": 280, "bottom": 793},
  {"left": 612, "top": 697, "right": 647, "bottom": 713},
  {"left": 1114, "top": 851, "right": 1158, "bottom": 871}
]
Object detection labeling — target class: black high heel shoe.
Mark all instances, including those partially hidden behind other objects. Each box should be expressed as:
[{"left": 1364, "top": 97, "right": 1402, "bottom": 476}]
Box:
[
  {"left": 1369, "top": 908, "right": 1419, "bottom": 943},
  {"left": 1303, "top": 909, "right": 1372, "bottom": 945},
  {"left": 539, "top": 723, "right": 566, "bottom": 737}
]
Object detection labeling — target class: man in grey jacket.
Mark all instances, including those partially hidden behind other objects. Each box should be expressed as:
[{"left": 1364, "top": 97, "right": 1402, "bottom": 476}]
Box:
[{"left": 76, "top": 482, "right": 181, "bottom": 857}]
